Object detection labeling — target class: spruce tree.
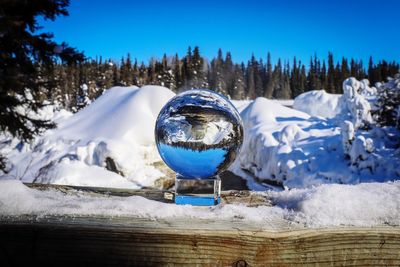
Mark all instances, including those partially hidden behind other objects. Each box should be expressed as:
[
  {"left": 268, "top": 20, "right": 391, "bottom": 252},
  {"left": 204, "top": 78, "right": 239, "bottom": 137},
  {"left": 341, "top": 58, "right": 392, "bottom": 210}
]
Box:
[
  {"left": 172, "top": 53, "right": 182, "bottom": 91},
  {"left": 253, "top": 57, "right": 263, "bottom": 98},
  {"left": 321, "top": 60, "right": 327, "bottom": 90},
  {"left": 132, "top": 59, "right": 139, "bottom": 86},
  {"left": 210, "top": 49, "right": 227, "bottom": 95},
  {"left": 230, "top": 64, "right": 245, "bottom": 99},
  {"left": 245, "top": 56, "right": 256, "bottom": 99},
  {"left": 0, "top": 0, "right": 83, "bottom": 139},
  {"left": 190, "top": 46, "right": 207, "bottom": 88},
  {"left": 264, "top": 52, "right": 274, "bottom": 98},
  {"left": 327, "top": 52, "right": 336, "bottom": 93},
  {"left": 299, "top": 64, "right": 307, "bottom": 94}
]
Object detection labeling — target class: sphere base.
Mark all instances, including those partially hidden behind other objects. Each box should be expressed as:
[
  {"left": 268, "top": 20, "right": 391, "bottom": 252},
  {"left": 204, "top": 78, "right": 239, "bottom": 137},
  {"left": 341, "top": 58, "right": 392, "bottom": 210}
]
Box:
[{"left": 175, "top": 175, "right": 221, "bottom": 206}]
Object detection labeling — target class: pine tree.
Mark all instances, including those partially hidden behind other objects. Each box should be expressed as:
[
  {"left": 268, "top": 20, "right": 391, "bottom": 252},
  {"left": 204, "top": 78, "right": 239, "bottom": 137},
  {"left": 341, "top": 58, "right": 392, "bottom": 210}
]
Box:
[
  {"left": 341, "top": 57, "right": 350, "bottom": 81},
  {"left": 181, "top": 46, "right": 193, "bottom": 90},
  {"left": 280, "top": 62, "right": 291, "bottom": 99},
  {"left": 190, "top": 46, "right": 208, "bottom": 89},
  {"left": 321, "top": 60, "right": 327, "bottom": 90},
  {"left": 327, "top": 52, "right": 336, "bottom": 93},
  {"left": 290, "top": 57, "right": 300, "bottom": 97},
  {"left": 245, "top": 56, "right": 256, "bottom": 99},
  {"left": 334, "top": 62, "right": 342, "bottom": 93},
  {"left": 210, "top": 49, "right": 227, "bottom": 94},
  {"left": 253, "top": 57, "right": 263, "bottom": 98},
  {"left": 375, "top": 74, "right": 400, "bottom": 128},
  {"left": 264, "top": 52, "right": 274, "bottom": 98},
  {"left": 172, "top": 53, "right": 182, "bottom": 91},
  {"left": 224, "top": 52, "right": 236, "bottom": 98},
  {"left": 138, "top": 62, "right": 148, "bottom": 85},
  {"left": 112, "top": 63, "right": 120, "bottom": 86},
  {"left": 230, "top": 64, "right": 245, "bottom": 99},
  {"left": 299, "top": 64, "right": 307, "bottom": 94},
  {"left": 0, "top": 0, "right": 83, "bottom": 142},
  {"left": 272, "top": 59, "right": 283, "bottom": 98},
  {"left": 132, "top": 59, "right": 139, "bottom": 86},
  {"left": 314, "top": 55, "right": 322, "bottom": 90}
]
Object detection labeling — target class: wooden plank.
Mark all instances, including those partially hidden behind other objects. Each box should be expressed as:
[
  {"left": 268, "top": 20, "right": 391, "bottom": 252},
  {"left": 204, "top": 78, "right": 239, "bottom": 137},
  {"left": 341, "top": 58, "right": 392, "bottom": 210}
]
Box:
[
  {"left": 1, "top": 184, "right": 398, "bottom": 266},
  {"left": 0, "top": 215, "right": 399, "bottom": 266},
  {"left": 23, "top": 183, "right": 272, "bottom": 206}
]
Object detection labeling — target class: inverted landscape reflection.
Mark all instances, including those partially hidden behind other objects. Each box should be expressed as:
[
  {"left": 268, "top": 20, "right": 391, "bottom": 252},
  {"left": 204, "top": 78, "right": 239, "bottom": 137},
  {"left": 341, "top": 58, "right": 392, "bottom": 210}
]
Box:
[
  {"left": 158, "top": 144, "right": 228, "bottom": 178},
  {"left": 155, "top": 89, "right": 244, "bottom": 179}
]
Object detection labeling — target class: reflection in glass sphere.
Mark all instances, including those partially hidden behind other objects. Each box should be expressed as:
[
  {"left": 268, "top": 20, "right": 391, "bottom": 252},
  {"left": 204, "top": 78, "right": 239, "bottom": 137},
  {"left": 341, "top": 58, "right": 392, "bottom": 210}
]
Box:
[{"left": 155, "top": 89, "right": 243, "bottom": 179}]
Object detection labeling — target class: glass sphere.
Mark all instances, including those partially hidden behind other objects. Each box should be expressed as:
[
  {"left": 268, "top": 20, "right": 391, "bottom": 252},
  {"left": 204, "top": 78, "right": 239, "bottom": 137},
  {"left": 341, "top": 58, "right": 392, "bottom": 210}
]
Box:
[{"left": 155, "top": 89, "right": 243, "bottom": 179}]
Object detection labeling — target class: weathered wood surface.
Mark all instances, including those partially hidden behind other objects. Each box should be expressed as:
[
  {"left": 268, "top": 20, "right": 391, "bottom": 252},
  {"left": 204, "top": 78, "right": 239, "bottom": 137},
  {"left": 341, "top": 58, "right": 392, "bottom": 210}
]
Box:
[
  {"left": 24, "top": 183, "right": 272, "bottom": 206},
  {"left": 1, "top": 184, "right": 399, "bottom": 266}
]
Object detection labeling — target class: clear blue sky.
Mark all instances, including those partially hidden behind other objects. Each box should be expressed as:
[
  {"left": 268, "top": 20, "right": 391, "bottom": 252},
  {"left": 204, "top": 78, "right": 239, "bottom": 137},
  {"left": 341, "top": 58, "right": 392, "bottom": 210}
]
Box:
[{"left": 39, "top": 0, "right": 400, "bottom": 65}]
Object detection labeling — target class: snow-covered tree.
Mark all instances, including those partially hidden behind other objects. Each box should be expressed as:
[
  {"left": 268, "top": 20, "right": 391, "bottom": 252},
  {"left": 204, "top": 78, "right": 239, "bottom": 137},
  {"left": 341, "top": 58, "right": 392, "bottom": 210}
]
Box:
[
  {"left": 374, "top": 74, "right": 400, "bottom": 129},
  {"left": 76, "top": 84, "right": 91, "bottom": 111}
]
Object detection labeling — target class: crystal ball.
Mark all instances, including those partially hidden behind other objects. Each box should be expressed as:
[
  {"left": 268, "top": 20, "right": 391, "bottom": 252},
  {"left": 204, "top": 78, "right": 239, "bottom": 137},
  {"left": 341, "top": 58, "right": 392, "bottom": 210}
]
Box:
[{"left": 155, "top": 89, "right": 244, "bottom": 179}]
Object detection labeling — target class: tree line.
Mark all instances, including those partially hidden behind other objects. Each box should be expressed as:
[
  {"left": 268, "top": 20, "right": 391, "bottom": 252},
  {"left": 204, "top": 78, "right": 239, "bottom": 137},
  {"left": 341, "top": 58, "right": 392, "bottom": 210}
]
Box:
[{"left": 44, "top": 46, "right": 399, "bottom": 110}]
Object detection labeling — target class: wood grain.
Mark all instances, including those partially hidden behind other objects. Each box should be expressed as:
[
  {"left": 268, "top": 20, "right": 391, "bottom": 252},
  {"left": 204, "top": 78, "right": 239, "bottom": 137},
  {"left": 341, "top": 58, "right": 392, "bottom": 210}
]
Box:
[{"left": 1, "top": 215, "right": 399, "bottom": 266}]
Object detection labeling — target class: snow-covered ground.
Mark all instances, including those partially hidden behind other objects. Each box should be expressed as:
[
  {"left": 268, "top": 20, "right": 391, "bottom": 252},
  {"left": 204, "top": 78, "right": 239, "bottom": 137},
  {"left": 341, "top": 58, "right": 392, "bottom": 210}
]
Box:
[
  {"left": 1, "top": 85, "right": 174, "bottom": 189},
  {"left": 1, "top": 77, "right": 399, "bottom": 227}
]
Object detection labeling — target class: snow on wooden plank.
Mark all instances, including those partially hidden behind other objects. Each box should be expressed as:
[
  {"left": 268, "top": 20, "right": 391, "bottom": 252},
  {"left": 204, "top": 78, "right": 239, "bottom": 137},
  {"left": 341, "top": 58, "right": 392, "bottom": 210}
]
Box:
[{"left": 0, "top": 184, "right": 399, "bottom": 265}]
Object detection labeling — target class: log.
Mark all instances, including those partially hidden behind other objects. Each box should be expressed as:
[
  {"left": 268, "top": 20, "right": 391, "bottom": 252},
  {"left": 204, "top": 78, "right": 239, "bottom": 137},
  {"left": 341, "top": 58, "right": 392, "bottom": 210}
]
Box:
[{"left": 0, "top": 184, "right": 399, "bottom": 266}]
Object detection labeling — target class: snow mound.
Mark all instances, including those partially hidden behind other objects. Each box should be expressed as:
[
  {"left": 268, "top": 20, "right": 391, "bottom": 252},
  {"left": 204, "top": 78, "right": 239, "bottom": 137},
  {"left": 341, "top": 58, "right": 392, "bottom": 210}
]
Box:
[
  {"left": 2, "top": 85, "right": 175, "bottom": 188},
  {"left": 293, "top": 78, "right": 376, "bottom": 127},
  {"left": 293, "top": 90, "right": 343, "bottom": 118},
  {"left": 231, "top": 97, "right": 325, "bottom": 188},
  {"left": 233, "top": 77, "right": 399, "bottom": 190},
  {"left": 56, "top": 85, "right": 173, "bottom": 146}
]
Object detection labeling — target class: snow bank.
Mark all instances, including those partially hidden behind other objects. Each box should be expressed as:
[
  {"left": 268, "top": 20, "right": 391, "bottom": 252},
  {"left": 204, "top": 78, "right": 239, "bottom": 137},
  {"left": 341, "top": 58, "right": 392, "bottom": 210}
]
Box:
[
  {"left": 293, "top": 90, "right": 343, "bottom": 118},
  {"left": 270, "top": 181, "right": 400, "bottom": 227},
  {"left": 231, "top": 77, "right": 399, "bottom": 189},
  {"left": 231, "top": 97, "right": 347, "bottom": 188},
  {"left": 55, "top": 85, "right": 172, "bottom": 146},
  {"left": 1, "top": 179, "right": 399, "bottom": 227},
  {"left": 293, "top": 78, "right": 376, "bottom": 126},
  {"left": 1, "top": 85, "right": 175, "bottom": 188}
]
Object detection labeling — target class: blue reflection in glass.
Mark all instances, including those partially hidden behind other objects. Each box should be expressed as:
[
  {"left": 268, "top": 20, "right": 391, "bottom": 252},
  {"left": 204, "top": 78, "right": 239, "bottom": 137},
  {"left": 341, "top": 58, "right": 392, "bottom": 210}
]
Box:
[{"left": 158, "top": 143, "right": 228, "bottom": 179}]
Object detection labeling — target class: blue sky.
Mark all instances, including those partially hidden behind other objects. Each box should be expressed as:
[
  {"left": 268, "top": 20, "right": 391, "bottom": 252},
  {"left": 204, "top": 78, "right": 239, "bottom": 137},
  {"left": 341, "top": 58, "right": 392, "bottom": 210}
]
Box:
[{"left": 39, "top": 0, "right": 400, "bottom": 65}]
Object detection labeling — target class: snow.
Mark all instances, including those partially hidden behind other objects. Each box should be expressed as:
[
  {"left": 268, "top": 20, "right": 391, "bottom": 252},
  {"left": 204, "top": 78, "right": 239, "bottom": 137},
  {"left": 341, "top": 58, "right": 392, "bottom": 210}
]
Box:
[
  {"left": 1, "top": 85, "right": 175, "bottom": 188},
  {"left": 342, "top": 78, "right": 373, "bottom": 129},
  {"left": 293, "top": 90, "right": 343, "bottom": 118},
  {"left": 293, "top": 78, "right": 376, "bottom": 128},
  {"left": 273, "top": 99, "right": 294, "bottom": 107},
  {"left": 231, "top": 77, "right": 398, "bottom": 189},
  {"left": 230, "top": 97, "right": 353, "bottom": 188},
  {"left": 56, "top": 85, "right": 172, "bottom": 146},
  {"left": 1, "top": 77, "right": 399, "bottom": 227},
  {"left": 1, "top": 179, "right": 399, "bottom": 227},
  {"left": 270, "top": 181, "right": 400, "bottom": 227}
]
